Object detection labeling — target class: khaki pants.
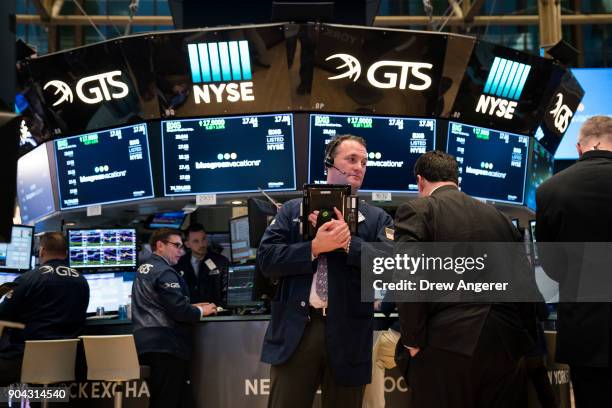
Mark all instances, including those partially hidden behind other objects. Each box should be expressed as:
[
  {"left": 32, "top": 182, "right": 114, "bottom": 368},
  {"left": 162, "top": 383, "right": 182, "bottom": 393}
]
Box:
[{"left": 362, "top": 329, "right": 401, "bottom": 408}]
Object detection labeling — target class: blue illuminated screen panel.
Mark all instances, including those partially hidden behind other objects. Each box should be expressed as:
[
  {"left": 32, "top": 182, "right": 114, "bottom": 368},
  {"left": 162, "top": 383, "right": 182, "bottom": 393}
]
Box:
[
  {"left": 447, "top": 122, "right": 529, "bottom": 204},
  {"left": 17, "top": 144, "right": 56, "bottom": 224},
  {"left": 161, "top": 114, "right": 296, "bottom": 195},
  {"left": 525, "top": 140, "right": 554, "bottom": 211},
  {"left": 555, "top": 68, "right": 612, "bottom": 160},
  {"left": 309, "top": 114, "right": 436, "bottom": 192},
  {"left": 68, "top": 229, "right": 137, "bottom": 269},
  {"left": 54, "top": 124, "right": 154, "bottom": 209}
]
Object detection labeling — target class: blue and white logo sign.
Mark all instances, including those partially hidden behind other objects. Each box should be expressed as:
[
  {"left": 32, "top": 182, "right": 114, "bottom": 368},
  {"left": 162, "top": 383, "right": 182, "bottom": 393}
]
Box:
[
  {"left": 476, "top": 57, "right": 532, "bottom": 119},
  {"left": 483, "top": 57, "right": 531, "bottom": 101},
  {"left": 187, "top": 41, "right": 254, "bottom": 104}
]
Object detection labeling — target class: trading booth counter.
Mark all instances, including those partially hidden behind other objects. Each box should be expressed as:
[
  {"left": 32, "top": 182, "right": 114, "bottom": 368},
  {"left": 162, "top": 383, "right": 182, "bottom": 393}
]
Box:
[{"left": 78, "top": 315, "right": 570, "bottom": 408}]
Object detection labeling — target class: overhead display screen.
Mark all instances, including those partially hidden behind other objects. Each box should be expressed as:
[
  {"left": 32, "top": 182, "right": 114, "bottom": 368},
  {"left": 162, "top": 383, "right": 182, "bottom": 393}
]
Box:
[
  {"left": 17, "top": 144, "right": 56, "bottom": 224},
  {"left": 447, "top": 122, "right": 529, "bottom": 204},
  {"left": 68, "top": 229, "right": 137, "bottom": 269},
  {"left": 161, "top": 114, "right": 296, "bottom": 195},
  {"left": 54, "top": 124, "right": 154, "bottom": 209},
  {"left": 555, "top": 68, "right": 612, "bottom": 160},
  {"left": 309, "top": 114, "right": 436, "bottom": 192}
]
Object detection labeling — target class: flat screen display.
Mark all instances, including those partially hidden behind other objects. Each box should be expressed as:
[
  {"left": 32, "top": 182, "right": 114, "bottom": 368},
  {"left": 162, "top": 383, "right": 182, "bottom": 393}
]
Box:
[
  {"left": 447, "top": 122, "right": 529, "bottom": 204},
  {"left": 17, "top": 144, "right": 56, "bottom": 224},
  {"left": 161, "top": 114, "right": 296, "bottom": 196},
  {"left": 227, "top": 264, "right": 259, "bottom": 307},
  {"left": 68, "top": 228, "right": 137, "bottom": 269},
  {"left": 555, "top": 68, "right": 612, "bottom": 160},
  {"left": 309, "top": 114, "right": 436, "bottom": 192},
  {"left": 54, "top": 123, "right": 154, "bottom": 209},
  {"left": 146, "top": 211, "right": 186, "bottom": 229},
  {"left": 0, "top": 272, "right": 19, "bottom": 285},
  {"left": 0, "top": 226, "right": 34, "bottom": 271},
  {"left": 525, "top": 139, "right": 554, "bottom": 211},
  {"left": 229, "top": 216, "right": 255, "bottom": 264},
  {"left": 84, "top": 271, "right": 135, "bottom": 313}
]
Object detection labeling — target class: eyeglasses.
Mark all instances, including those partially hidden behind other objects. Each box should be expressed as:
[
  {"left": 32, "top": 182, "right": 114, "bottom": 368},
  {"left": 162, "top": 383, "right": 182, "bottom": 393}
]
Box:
[{"left": 163, "top": 241, "right": 184, "bottom": 250}]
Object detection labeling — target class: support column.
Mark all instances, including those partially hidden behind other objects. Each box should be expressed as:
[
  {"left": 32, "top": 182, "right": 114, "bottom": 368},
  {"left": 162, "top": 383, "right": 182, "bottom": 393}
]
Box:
[{"left": 538, "top": 0, "right": 562, "bottom": 55}]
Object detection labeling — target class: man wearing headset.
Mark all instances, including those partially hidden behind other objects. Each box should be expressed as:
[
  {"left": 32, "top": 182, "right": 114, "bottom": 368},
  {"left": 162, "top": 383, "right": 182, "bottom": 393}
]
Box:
[{"left": 257, "top": 135, "right": 394, "bottom": 408}]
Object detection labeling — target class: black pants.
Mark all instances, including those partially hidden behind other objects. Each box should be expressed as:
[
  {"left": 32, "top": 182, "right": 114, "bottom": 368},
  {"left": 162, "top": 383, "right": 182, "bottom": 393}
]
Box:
[
  {"left": 139, "top": 352, "right": 193, "bottom": 408},
  {"left": 408, "top": 320, "right": 528, "bottom": 408},
  {"left": 570, "top": 365, "right": 612, "bottom": 408},
  {"left": 268, "top": 313, "right": 365, "bottom": 408}
]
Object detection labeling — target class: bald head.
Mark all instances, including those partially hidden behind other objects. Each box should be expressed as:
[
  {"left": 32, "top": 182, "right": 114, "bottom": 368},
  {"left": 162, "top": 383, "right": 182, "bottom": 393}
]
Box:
[{"left": 577, "top": 115, "right": 612, "bottom": 156}]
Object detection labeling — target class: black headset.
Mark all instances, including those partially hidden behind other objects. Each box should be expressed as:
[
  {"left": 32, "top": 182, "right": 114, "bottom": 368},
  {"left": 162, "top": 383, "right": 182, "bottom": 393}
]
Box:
[{"left": 324, "top": 137, "right": 344, "bottom": 169}]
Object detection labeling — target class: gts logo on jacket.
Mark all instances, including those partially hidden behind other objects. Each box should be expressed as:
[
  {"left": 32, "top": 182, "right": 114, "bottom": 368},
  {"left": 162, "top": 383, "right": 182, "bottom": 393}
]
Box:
[
  {"left": 138, "top": 264, "right": 153, "bottom": 274},
  {"left": 162, "top": 282, "right": 180, "bottom": 289},
  {"left": 39, "top": 265, "right": 80, "bottom": 277}
]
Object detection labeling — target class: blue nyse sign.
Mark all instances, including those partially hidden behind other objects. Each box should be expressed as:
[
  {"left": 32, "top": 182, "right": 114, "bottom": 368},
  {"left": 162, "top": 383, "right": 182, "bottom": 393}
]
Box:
[
  {"left": 187, "top": 41, "right": 255, "bottom": 104},
  {"left": 476, "top": 57, "right": 532, "bottom": 120}
]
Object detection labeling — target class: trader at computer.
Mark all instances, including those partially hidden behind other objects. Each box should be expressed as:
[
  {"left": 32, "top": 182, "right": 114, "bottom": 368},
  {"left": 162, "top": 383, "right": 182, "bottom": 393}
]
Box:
[
  {"left": 175, "top": 223, "right": 229, "bottom": 305},
  {"left": 257, "top": 135, "right": 394, "bottom": 408},
  {"left": 131, "top": 228, "right": 217, "bottom": 408},
  {"left": 0, "top": 231, "right": 90, "bottom": 385}
]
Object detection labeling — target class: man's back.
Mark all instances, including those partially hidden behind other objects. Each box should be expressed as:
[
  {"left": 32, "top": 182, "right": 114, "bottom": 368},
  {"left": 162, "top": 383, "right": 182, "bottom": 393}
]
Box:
[
  {"left": 395, "top": 185, "right": 530, "bottom": 357},
  {"left": 536, "top": 150, "right": 612, "bottom": 366},
  {"left": 0, "top": 259, "right": 90, "bottom": 356},
  {"left": 537, "top": 150, "right": 612, "bottom": 242}
]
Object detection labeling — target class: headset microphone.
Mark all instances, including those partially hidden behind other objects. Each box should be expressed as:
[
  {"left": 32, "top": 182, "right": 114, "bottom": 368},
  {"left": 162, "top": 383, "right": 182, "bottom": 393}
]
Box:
[{"left": 324, "top": 159, "right": 348, "bottom": 176}]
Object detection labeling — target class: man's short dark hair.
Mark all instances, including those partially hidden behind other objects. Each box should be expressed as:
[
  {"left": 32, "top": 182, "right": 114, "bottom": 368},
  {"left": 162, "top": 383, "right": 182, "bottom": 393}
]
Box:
[
  {"left": 414, "top": 150, "right": 459, "bottom": 184},
  {"left": 39, "top": 232, "right": 67, "bottom": 255},
  {"left": 184, "top": 223, "right": 207, "bottom": 238},
  {"left": 324, "top": 134, "right": 367, "bottom": 164},
  {"left": 149, "top": 228, "right": 182, "bottom": 250}
]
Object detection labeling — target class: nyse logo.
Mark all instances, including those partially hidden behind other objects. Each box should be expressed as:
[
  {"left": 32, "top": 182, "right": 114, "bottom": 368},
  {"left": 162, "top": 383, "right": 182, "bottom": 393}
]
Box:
[
  {"left": 326, "top": 53, "right": 433, "bottom": 91},
  {"left": 188, "top": 41, "right": 254, "bottom": 104},
  {"left": 475, "top": 57, "right": 531, "bottom": 119},
  {"left": 549, "top": 92, "right": 573, "bottom": 133},
  {"left": 43, "top": 70, "right": 129, "bottom": 106}
]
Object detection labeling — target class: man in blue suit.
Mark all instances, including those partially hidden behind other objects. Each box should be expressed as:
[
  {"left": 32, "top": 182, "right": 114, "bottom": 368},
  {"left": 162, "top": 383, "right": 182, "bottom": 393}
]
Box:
[{"left": 257, "top": 135, "right": 394, "bottom": 408}]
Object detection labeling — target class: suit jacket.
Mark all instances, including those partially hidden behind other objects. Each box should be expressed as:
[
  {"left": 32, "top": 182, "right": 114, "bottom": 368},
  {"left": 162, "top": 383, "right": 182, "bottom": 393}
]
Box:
[
  {"left": 175, "top": 250, "right": 229, "bottom": 305},
  {"left": 257, "top": 198, "right": 393, "bottom": 386},
  {"left": 394, "top": 185, "right": 534, "bottom": 359},
  {"left": 536, "top": 150, "right": 612, "bottom": 367}
]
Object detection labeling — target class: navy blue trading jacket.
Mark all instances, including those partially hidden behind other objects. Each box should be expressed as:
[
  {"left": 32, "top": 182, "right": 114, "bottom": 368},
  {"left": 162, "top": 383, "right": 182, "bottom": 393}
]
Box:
[
  {"left": 131, "top": 254, "right": 201, "bottom": 360},
  {"left": 0, "top": 259, "right": 90, "bottom": 358},
  {"left": 257, "top": 198, "right": 393, "bottom": 386}
]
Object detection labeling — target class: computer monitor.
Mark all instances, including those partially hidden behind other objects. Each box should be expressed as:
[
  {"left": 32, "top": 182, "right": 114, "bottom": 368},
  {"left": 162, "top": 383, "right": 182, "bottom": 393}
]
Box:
[
  {"left": 84, "top": 271, "right": 135, "bottom": 313},
  {"left": 146, "top": 211, "right": 186, "bottom": 229},
  {"left": 207, "top": 233, "right": 231, "bottom": 260},
  {"left": 229, "top": 216, "right": 256, "bottom": 264},
  {"left": 309, "top": 114, "right": 436, "bottom": 192},
  {"left": 54, "top": 123, "right": 154, "bottom": 209},
  {"left": 0, "top": 225, "right": 34, "bottom": 271},
  {"left": 446, "top": 122, "right": 529, "bottom": 205},
  {"left": 226, "top": 264, "right": 262, "bottom": 308},
  {"left": 0, "top": 272, "right": 19, "bottom": 285},
  {"left": 68, "top": 228, "right": 137, "bottom": 270},
  {"left": 248, "top": 197, "right": 278, "bottom": 248},
  {"left": 161, "top": 113, "right": 296, "bottom": 196}
]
